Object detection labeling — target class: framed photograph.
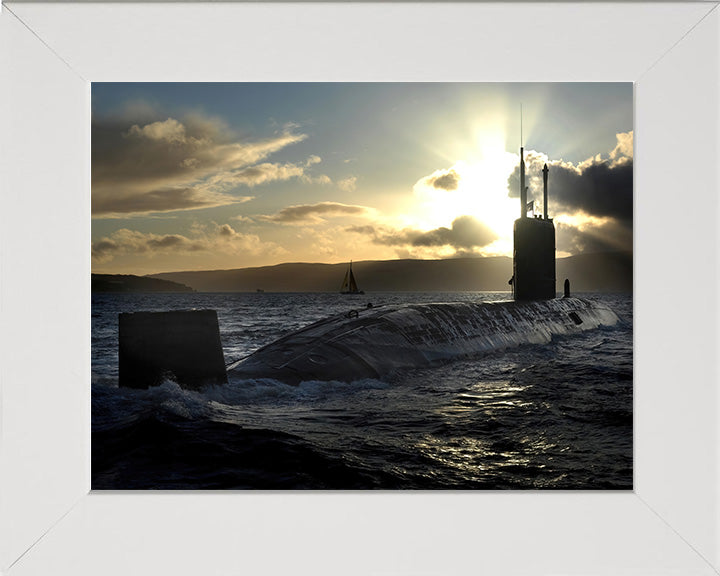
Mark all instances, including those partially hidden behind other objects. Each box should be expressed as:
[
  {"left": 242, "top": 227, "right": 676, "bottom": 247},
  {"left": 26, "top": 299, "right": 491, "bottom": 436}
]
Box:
[
  {"left": 1, "top": 2, "right": 718, "bottom": 575},
  {"left": 90, "top": 80, "right": 634, "bottom": 492}
]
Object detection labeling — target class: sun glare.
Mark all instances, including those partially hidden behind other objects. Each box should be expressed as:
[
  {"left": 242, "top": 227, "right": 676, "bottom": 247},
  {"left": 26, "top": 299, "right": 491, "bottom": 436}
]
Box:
[
  {"left": 554, "top": 212, "right": 613, "bottom": 229},
  {"left": 408, "top": 130, "right": 520, "bottom": 256}
]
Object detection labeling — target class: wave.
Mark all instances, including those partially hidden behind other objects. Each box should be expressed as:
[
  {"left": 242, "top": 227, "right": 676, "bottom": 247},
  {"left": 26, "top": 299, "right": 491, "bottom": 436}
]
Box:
[{"left": 91, "top": 410, "right": 402, "bottom": 489}]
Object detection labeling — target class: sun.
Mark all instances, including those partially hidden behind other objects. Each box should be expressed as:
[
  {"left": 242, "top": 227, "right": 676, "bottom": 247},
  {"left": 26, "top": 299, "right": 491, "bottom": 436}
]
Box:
[{"left": 407, "top": 142, "right": 520, "bottom": 256}]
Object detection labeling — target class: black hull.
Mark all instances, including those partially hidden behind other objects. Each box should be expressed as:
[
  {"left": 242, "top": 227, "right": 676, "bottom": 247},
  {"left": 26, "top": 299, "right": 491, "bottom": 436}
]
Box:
[{"left": 229, "top": 297, "right": 618, "bottom": 385}]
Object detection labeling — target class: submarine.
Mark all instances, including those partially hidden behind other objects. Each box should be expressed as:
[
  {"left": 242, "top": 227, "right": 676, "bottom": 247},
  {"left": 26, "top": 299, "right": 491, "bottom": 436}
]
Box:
[
  {"left": 226, "top": 146, "right": 619, "bottom": 385},
  {"left": 227, "top": 298, "right": 617, "bottom": 385},
  {"left": 118, "top": 144, "right": 619, "bottom": 390}
]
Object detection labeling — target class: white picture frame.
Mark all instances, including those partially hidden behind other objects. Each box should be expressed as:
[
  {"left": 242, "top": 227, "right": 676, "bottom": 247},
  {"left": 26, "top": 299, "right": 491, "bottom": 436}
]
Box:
[{"left": 1, "top": 2, "right": 718, "bottom": 574}]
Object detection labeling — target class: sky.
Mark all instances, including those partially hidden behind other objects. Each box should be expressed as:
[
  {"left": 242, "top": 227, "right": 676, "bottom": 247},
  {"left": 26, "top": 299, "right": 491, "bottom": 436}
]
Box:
[{"left": 91, "top": 83, "right": 633, "bottom": 274}]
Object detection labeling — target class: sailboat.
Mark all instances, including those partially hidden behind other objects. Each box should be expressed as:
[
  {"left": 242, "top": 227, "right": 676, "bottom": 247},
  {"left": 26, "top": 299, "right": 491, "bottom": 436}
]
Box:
[{"left": 340, "top": 261, "right": 364, "bottom": 294}]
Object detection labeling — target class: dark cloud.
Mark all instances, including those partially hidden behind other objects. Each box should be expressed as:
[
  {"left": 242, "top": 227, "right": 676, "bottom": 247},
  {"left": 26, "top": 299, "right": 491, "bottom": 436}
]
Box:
[
  {"left": 91, "top": 223, "right": 273, "bottom": 264},
  {"left": 92, "top": 114, "right": 307, "bottom": 216},
  {"left": 566, "top": 160, "right": 633, "bottom": 220},
  {"left": 428, "top": 169, "right": 460, "bottom": 191},
  {"left": 569, "top": 163, "right": 629, "bottom": 220},
  {"left": 94, "top": 117, "right": 232, "bottom": 188},
  {"left": 92, "top": 187, "right": 249, "bottom": 216},
  {"left": 507, "top": 136, "right": 633, "bottom": 221},
  {"left": 412, "top": 215, "right": 496, "bottom": 248},
  {"left": 505, "top": 133, "right": 634, "bottom": 256},
  {"left": 147, "top": 234, "right": 204, "bottom": 251},
  {"left": 507, "top": 157, "right": 634, "bottom": 255},
  {"left": 345, "top": 225, "right": 376, "bottom": 235},
  {"left": 259, "top": 202, "right": 371, "bottom": 224},
  {"left": 218, "top": 224, "right": 236, "bottom": 237},
  {"left": 348, "top": 215, "right": 497, "bottom": 252},
  {"left": 557, "top": 219, "right": 633, "bottom": 255},
  {"left": 91, "top": 238, "right": 121, "bottom": 261},
  {"left": 91, "top": 229, "right": 205, "bottom": 262}
]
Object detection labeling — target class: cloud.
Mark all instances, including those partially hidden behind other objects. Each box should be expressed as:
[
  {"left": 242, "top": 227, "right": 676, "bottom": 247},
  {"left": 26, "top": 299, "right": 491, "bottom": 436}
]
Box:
[
  {"left": 306, "top": 173, "right": 332, "bottom": 185},
  {"left": 92, "top": 223, "right": 284, "bottom": 264},
  {"left": 212, "top": 163, "right": 306, "bottom": 188},
  {"left": 195, "top": 161, "right": 332, "bottom": 197},
  {"left": 421, "top": 168, "right": 460, "bottom": 191},
  {"left": 259, "top": 201, "right": 372, "bottom": 224},
  {"left": 92, "top": 187, "right": 254, "bottom": 217},
  {"left": 504, "top": 131, "right": 633, "bottom": 255},
  {"left": 562, "top": 161, "right": 633, "bottom": 220},
  {"left": 507, "top": 132, "right": 633, "bottom": 221},
  {"left": 346, "top": 225, "right": 376, "bottom": 236},
  {"left": 556, "top": 218, "right": 633, "bottom": 254},
  {"left": 92, "top": 113, "right": 314, "bottom": 217},
  {"left": 92, "top": 229, "right": 203, "bottom": 262},
  {"left": 217, "top": 223, "right": 238, "bottom": 237},
  {"left": 127, "top": 118, "right": 187, "bottom": 143},
  {"left": 610, "top": 131, "right": 633, "bottom": 161},
  {"left": 347, "top": 215, "right": 498, "bottom": 255},
  {"left": 337, "top": 176, "right": 358, "bottom": 192},
  {"left": 411, "top": 215, "right": 496, "bottom": 248}
]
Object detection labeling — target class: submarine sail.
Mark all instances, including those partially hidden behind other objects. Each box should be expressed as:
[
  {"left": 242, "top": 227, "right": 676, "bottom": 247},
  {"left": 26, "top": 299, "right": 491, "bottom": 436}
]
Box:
[{"left": 512, "top": 150, "right": 556, "bottom": 300}]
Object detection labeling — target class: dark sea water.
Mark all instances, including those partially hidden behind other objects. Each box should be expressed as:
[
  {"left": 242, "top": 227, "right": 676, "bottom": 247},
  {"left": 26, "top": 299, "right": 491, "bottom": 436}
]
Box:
[{"left": 92, "top": 291, "right": 632, "bottom": 490}]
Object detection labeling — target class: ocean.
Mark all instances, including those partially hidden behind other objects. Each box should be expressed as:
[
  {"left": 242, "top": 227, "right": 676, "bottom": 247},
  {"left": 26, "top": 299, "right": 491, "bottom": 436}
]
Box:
[{"left": 92, "top": 291, "right": 632, "bottom": 490}]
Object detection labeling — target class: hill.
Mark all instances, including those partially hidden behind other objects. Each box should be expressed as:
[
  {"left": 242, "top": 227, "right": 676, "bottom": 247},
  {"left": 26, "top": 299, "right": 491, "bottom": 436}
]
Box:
[
  {"left": 92, "top": 274, "right": 194, "bottom": 293},
  {"left": 149, "top": 252, "right": 632, "bottom": 293},
  {"left": 556, "top": 251, "right": 633, "bottom": 293}
]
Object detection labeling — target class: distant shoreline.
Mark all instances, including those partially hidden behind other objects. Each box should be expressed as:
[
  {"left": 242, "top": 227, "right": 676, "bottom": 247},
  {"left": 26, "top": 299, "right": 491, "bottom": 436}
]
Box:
[
  {"left": 93, "top": 252, "right": 632, "bottom": 294},
  {"left": 91, "top": 274, "right": 194, "bottom": 293}
]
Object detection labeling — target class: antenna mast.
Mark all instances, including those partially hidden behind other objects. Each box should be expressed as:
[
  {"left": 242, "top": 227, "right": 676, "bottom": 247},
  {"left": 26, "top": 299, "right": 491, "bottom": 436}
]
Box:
[{"left": 520, "top": 104, "right": 526, "bottom": 218}]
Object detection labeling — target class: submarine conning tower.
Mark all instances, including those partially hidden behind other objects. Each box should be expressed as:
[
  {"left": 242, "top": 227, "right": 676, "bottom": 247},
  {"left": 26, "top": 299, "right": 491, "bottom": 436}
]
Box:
[{"left": 512, "top": 147, "right": 556, "bottom": 300}]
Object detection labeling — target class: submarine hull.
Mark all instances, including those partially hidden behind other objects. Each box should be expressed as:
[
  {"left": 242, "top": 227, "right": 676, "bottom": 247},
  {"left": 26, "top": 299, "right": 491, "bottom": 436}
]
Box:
[{"left": 229, "top": 297, "right": 619, "bottom": 385}]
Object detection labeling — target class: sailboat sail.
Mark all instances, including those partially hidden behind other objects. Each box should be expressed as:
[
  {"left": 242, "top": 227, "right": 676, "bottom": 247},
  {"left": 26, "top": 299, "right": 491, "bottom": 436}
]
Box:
[
  {"left": 340, "top": 261, "right": 363, "bottom": 294},
  {"left": 348, "top": 268, "right": 358, "bottom": 293}
]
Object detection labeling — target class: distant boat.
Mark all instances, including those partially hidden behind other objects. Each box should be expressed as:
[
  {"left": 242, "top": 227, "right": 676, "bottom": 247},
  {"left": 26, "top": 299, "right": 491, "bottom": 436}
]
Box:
[{"left": 340, "top": 261, "right": 364, "bottom": 294}]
